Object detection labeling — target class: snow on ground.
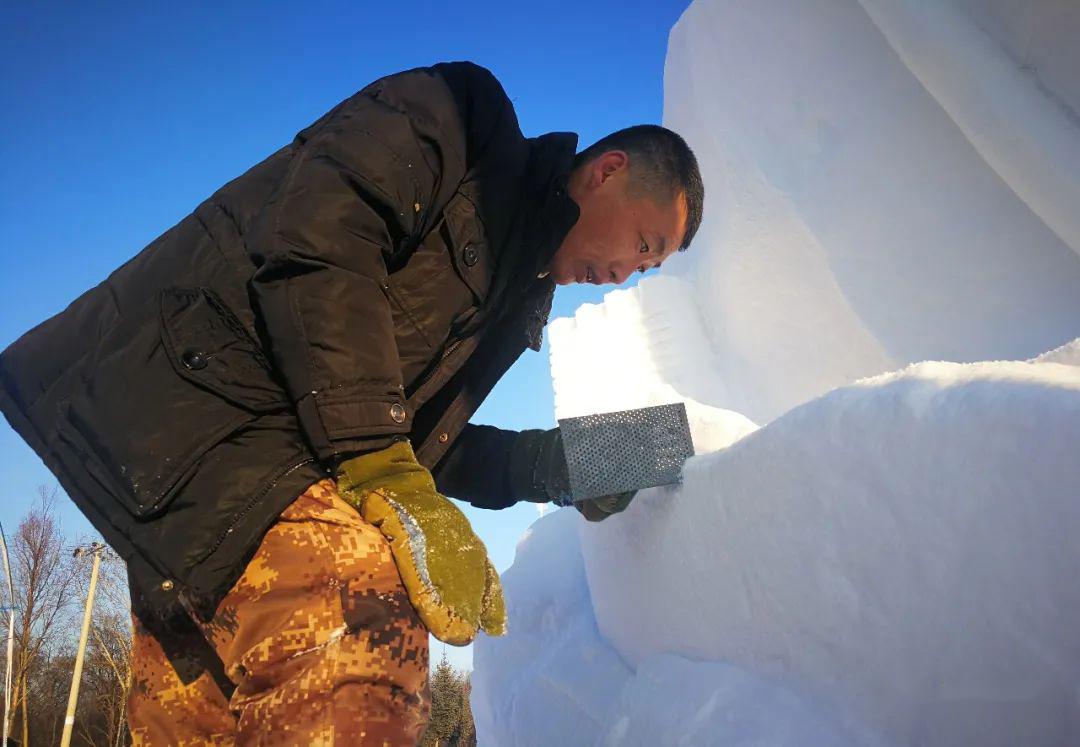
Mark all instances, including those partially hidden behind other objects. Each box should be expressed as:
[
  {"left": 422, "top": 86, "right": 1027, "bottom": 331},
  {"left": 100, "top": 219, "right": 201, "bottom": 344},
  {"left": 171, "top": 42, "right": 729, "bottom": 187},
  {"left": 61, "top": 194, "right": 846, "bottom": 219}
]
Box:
[{"left": 473, "top": 0, "right": 1080, "bottom": 744}]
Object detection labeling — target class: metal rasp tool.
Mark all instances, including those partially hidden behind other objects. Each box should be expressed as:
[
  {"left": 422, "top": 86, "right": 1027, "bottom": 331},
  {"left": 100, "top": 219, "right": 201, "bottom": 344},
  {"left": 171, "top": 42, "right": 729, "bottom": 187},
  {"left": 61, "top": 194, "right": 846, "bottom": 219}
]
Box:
[{"left": 558, "top": 402, "right": 695, "bottom": 501}]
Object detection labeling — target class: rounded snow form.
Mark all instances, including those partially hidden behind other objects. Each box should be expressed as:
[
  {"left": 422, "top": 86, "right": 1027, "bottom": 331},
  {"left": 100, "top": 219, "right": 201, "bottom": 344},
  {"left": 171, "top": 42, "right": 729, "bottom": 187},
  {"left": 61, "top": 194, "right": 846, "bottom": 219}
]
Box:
[{"left": 473, "top": 0, "right": 1080, "bottom": 745}]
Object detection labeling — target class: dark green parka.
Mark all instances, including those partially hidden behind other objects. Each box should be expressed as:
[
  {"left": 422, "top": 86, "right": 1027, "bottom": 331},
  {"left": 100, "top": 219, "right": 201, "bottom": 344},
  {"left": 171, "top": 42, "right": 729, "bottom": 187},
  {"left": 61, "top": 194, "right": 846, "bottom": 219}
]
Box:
[{"left": 0, "top": 61, "right": 579, "bottom": 620}]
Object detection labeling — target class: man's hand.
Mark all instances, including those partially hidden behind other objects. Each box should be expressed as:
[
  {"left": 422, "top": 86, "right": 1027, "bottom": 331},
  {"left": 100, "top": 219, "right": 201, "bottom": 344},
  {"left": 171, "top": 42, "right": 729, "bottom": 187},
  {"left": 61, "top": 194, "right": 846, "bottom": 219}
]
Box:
[
  {"left": 335, "top": 440, "right": 506, "bottom": 645},
  {"left": 515, "top": 428, "right": 637, "bottom": 522},
  {"left": 574, "top": 490, "right": 637, "bottom": 522}
]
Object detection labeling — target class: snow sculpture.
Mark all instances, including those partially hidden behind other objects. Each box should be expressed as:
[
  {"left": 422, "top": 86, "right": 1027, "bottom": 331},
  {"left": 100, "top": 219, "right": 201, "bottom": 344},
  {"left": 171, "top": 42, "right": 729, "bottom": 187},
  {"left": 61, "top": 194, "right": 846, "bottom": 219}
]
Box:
[{"left": 473, "top": 0, "right": 1080, "bottom": 744}]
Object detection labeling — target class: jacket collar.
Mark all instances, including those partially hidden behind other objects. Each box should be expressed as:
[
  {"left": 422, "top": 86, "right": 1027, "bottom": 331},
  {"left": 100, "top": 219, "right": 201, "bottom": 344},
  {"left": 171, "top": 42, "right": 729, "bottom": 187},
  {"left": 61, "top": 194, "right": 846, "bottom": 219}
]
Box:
[
  {"left": 524, "top": 132, "right": 581, "bottom": 281},
  {"left": 517, "top": 132, "right": 579, "bottom": 350},
  {"left": 481, "top": 132, "right": 579, "bottom": 352}
]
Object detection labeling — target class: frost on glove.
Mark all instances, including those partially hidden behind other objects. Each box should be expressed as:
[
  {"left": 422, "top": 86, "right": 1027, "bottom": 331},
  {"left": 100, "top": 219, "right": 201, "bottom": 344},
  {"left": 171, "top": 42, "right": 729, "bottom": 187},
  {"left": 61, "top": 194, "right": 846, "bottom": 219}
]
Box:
[{"left": 334, "top": 440, "right": 506, "bottom": 645}]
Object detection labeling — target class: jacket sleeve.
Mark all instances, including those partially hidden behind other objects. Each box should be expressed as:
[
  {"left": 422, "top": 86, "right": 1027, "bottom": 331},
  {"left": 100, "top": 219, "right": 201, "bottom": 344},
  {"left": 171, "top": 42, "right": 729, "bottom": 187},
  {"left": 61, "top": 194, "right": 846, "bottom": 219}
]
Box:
[
  {"left": 432, "top": 423, "right": 519, "bottom": 509},
  {"left": 433, "top": 423, "right": 555, "bottom": 510},
  {"left": 246, "top": 62, "right": 515, "bottom": 467}
]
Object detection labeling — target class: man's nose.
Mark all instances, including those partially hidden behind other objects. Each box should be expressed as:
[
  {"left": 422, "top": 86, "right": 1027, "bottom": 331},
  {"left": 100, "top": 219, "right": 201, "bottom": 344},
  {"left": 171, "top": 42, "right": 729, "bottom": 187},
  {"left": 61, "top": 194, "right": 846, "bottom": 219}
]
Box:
[{"left": 609, "top": 263, "right": 635, "bottom": 285}]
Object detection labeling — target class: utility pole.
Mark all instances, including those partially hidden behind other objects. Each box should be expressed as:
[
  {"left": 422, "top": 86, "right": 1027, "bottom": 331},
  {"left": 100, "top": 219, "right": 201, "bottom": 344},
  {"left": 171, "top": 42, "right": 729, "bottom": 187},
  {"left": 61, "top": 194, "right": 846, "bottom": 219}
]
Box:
[
  {"left": 0, "top": 523, "right": 13, "bottom": 747},
  {"left": 60, "top": 542, "right": 104, "bottom": 747}
]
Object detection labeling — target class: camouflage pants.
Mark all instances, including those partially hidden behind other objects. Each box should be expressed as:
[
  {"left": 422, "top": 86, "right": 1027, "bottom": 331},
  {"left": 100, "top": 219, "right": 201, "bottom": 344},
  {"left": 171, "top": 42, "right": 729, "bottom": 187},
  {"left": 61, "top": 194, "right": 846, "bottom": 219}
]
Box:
[{"left": 127, "top": 478, "right": 431, "bottom": 745}]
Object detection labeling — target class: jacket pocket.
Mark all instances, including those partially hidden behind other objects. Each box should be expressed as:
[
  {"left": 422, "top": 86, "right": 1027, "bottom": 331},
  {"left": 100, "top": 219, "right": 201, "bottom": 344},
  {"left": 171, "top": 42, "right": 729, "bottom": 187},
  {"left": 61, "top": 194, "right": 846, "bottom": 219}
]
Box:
[
  {"left": 386, "top": 201, "right": 479, "bottom": 371},
  {"left": 385, "top": 228, "right": 463, "bottom": 351},
  {"left": 56, "top": 287, "right": 291, "bottom": 519},
  {"left": 442, "top": 192, "right": 494, "bottom": 307}
]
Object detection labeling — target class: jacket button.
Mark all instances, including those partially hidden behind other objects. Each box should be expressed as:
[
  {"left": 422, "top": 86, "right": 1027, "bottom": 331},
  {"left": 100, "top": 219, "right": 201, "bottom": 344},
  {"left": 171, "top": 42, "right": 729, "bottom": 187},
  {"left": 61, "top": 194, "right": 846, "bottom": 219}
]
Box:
[
  {"left": 438, "top": 432, "right": 449, "bottom": 443},
  {"left": 462, "top": 245, "right": 479, "bottom": 267},
  {"left": 389, "top": 403, "right": 407, "bottom": 424},
  {"left": 160, "top": 580, "right": 174, "bottom": 592},
  {"left": 181, "top": 349, "right": 207, "bottom": 370}
]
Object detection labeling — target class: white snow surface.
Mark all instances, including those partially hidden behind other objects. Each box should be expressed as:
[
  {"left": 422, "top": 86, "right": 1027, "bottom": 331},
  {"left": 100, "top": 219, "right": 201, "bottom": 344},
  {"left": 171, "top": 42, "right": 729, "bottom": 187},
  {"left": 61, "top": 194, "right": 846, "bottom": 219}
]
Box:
[
  {"left": 473, "top": 0, "right": 1080, "bottom": 744},
  {"left": 1033, "top": 337, "right": 1080, "bottom": 367},
  {"left": 660, "top": 0, "right": 1080, "bottom": 425},
  {"left": 476, "top": 354, "right": 1080, "bottom": 746}
]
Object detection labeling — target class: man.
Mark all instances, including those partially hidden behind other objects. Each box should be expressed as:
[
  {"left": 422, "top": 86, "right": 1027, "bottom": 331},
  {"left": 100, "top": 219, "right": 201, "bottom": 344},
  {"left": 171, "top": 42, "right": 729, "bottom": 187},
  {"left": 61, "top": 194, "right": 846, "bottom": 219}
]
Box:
[{"left": 0, "top": 61, "right": 702, "bottom": 744}]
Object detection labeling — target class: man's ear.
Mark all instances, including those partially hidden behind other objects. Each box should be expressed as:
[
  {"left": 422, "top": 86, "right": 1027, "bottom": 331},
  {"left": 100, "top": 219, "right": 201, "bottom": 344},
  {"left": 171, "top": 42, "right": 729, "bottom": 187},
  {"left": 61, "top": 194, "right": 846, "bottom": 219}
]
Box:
[{"left": 596, "top": 150, "right": 628, "bottom": 184}]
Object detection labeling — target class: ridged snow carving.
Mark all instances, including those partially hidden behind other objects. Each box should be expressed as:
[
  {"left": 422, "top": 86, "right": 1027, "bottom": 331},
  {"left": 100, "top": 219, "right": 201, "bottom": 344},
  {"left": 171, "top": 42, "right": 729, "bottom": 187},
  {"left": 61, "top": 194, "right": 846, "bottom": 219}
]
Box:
[{"left": 473, "top": 1, "right": 1080, "bottom": 745}]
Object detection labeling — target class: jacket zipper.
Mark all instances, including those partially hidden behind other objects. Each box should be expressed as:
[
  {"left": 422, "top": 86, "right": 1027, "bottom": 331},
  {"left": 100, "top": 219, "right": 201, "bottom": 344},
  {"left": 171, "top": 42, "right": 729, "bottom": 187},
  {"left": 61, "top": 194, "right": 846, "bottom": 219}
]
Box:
[
  {"left": 407, "top": 338, "right": 464, "bottom": 399},
  {"left": 202, "top": 454, "right": 318, "bottom": 558}
]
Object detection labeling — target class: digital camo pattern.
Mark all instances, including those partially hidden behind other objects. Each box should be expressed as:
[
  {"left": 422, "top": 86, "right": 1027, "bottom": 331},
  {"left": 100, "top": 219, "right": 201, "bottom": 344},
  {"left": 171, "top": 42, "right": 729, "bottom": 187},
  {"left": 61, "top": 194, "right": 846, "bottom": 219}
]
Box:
[
  {"left": 128, "top": 478, "right": 431, "bottom": 745},
  {"left": 128, "top": 611, "right": 237, "bottom": 746}
]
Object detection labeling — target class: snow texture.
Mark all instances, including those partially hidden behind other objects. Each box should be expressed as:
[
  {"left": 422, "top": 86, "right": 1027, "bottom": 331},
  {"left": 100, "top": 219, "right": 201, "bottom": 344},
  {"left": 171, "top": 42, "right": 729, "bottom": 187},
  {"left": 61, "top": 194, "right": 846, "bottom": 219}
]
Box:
[
  {"left": 660, "top": 0, "right": 1080, "bottom": 426},
  {"left": 473, "top": 0, "right": 1080, "bottom": 745},
  {"left": 1032, "top": 337, "right": 1080, "bottom": 367}
]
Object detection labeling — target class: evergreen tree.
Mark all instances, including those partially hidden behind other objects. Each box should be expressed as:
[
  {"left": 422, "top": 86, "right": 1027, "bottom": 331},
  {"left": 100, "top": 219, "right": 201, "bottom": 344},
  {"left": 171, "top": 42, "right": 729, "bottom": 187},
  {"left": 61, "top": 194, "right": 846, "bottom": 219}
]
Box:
[
  {"left": 421, "top": 651, "right": 461, "bottom": 746},
  {"left": 457, "top": 673, "right": 477, "bottom": 746}
]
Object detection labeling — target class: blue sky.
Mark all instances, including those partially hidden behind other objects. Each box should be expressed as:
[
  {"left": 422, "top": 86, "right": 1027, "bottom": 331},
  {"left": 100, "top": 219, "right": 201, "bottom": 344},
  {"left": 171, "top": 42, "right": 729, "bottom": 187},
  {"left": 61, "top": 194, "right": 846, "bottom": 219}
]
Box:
[{"left": 0, "top": 1, "right": 691, "bottom": 670}]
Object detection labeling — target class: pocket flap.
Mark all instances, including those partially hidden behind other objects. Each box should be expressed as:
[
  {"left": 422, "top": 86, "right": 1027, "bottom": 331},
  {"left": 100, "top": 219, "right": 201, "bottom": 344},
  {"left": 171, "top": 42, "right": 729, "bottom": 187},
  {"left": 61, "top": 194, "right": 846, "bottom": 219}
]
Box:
[
  {"left": 160, "top": 287, "right": 289, "bottom": 413},
  {"left": 442, "top": 194, "right": 493, "bottom": 305},
  {"left": 54, "top": 286, "right": 288, "bottom": 519}
]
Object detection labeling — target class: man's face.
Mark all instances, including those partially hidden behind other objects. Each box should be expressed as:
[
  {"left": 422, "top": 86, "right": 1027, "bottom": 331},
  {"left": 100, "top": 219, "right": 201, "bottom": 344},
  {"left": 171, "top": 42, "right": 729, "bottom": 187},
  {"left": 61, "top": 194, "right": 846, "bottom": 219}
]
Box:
[{"left": 547, "top": 150, "right": 688, "bottom": 285}]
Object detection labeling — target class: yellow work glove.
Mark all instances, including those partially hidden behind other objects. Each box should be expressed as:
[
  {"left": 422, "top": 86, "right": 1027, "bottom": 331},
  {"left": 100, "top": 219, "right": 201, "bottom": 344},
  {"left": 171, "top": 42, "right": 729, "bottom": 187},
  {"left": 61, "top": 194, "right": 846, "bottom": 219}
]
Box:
[{"left": 334, "top": 440, "right": 506, "bottom": 645}]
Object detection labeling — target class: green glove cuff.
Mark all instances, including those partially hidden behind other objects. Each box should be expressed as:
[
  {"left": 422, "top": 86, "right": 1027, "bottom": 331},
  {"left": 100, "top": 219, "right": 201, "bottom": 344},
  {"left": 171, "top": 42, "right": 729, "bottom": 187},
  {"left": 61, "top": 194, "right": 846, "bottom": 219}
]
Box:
[{"left": 335, "top": 439, "right": 434, "bottom": 497}]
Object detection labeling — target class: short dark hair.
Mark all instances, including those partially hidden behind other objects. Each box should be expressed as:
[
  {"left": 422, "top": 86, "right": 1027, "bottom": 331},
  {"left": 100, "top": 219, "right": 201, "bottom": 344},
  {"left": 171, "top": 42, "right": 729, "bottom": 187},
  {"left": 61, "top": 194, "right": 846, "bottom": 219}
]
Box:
[{"left": 573, "top": 125, "right": 704, "bottom": 251}]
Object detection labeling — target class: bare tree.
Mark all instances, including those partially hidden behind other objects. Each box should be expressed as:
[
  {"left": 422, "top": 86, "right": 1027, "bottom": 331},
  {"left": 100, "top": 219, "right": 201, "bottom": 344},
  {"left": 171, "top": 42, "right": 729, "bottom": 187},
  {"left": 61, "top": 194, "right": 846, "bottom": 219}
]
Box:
[
  {"left": 5, "top": 485, "right": 81, "bottom": 745},
  {"left": 0, "top": 487, "right": 136, "bottom": 746},
  {"left": 77, "top": 551, "right": 133, "bottom": 746}
]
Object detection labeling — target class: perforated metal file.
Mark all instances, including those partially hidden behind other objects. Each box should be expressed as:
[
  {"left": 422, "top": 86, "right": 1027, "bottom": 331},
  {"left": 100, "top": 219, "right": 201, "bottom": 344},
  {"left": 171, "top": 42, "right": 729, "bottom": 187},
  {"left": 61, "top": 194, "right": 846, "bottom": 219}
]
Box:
[{"left": 558, "top": 403, "right": 695, "bottom": 501}]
